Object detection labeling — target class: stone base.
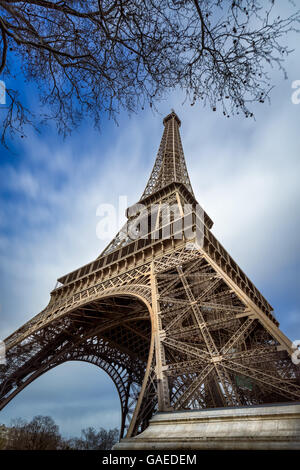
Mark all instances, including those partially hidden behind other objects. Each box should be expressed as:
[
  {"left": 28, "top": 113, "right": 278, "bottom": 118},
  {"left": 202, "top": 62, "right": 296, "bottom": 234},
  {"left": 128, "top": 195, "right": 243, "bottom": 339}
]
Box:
[{"left": 114, "top": 403, "right": 300, "bottom": 450}]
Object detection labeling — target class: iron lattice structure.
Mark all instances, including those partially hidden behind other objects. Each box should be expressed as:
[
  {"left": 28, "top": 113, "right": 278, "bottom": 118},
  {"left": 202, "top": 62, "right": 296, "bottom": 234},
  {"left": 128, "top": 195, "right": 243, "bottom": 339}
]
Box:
[{"left": 1, "top": 112, "right": 300, "bottom": 439}]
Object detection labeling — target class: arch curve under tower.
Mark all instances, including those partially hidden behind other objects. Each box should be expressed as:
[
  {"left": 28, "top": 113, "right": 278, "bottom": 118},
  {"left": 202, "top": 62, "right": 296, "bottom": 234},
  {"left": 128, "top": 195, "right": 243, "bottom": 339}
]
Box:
[{"left": 1, "top": 289, "right": 156, "bottom": 438}]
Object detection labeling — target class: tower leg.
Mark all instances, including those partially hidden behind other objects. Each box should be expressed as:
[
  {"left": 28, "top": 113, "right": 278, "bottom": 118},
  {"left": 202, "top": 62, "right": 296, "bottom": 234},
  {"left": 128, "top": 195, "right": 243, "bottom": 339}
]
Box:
[{"left": 150, "top": 263, "right": 170, "bottom": 411}]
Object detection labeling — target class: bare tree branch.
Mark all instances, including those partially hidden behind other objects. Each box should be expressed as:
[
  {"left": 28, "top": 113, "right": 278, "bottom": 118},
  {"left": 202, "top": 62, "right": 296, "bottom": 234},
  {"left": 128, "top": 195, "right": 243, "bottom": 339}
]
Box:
[{"left": 0, "top": 0, "right": 299, "bottom": 146}]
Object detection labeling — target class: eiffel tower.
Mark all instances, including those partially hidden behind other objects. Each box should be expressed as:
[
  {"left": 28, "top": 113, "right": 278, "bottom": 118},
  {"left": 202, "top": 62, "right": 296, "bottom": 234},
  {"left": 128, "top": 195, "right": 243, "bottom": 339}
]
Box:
[{"left": 1, "top": 111, "right": 300, "bottom": 442}]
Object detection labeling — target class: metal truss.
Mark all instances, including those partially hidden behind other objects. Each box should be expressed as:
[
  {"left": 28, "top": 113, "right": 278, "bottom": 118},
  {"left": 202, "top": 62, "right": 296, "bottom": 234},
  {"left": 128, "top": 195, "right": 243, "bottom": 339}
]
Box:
[
  {"left": 1, "top": 111, "right": 300, "bottom": 439},
  {"left": 141, "top": 112, "right": 194, "bottom": 199}
]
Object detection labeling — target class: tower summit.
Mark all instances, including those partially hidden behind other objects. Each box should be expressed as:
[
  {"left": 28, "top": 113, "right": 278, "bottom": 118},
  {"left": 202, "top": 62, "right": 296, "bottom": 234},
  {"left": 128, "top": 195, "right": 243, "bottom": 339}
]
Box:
[{"left": 141, "top": 111, "right": 194, "bottom": 198}]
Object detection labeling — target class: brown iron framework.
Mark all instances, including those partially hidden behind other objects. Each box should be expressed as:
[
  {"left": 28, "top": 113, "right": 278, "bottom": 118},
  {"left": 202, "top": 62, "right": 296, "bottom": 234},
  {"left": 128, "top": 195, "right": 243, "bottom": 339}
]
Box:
[{"left": 1, "top": 111, "right": 300, "bottom": 439}]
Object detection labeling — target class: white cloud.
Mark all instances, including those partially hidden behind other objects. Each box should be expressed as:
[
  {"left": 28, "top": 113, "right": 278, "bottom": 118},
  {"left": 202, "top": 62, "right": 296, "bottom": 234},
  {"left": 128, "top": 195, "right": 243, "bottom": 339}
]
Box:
[{"left": 0, "top": 167, "right": 40, "bottom": 198}]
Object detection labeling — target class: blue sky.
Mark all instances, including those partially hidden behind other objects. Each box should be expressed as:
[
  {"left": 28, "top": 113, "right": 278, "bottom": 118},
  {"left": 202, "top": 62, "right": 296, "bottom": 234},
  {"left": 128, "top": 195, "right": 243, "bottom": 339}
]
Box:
[{"left": 0, "top": 4, "right": 300, "bottom": 439}]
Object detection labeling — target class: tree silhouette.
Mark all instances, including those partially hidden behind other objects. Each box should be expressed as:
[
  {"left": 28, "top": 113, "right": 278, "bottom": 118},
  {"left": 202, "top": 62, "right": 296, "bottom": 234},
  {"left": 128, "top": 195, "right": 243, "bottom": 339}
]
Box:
[
  {"left": 66, "top": 426, "right": 119, "bottom": 450},
  {"left": 3, "top": 415, "right": 119, "bottom": 450},
  {"left": 6, "top": 415, "right": 61, "bottom": 450}
]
